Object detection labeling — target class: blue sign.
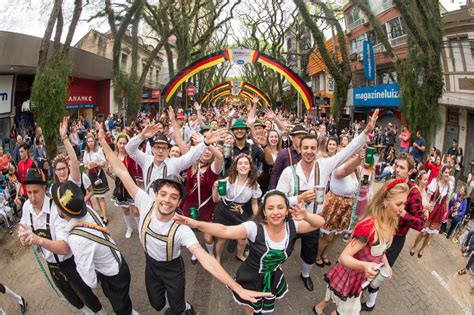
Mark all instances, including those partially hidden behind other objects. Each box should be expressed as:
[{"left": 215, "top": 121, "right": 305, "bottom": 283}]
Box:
[
  {"left": 353, "top": 83, "right": 400, "bottom": 107},
  {"left": 363, "top": 40, "right": 375, "bottom": 81}
]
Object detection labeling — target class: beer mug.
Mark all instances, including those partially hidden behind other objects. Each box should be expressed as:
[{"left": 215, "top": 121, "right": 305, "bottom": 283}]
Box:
[
  {"left": 362, "top": 265, "right": 390, "bottom": 290},
  {"left": 314, "top": 185, "right": 325, "bottom": 205}
]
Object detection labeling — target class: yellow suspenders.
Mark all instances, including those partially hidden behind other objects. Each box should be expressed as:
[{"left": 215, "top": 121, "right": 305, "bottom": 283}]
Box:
[{"left": 140, "top": 202, "right": 180, "bottom": 261}]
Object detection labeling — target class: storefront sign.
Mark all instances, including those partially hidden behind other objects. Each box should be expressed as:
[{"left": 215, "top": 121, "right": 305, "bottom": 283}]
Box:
[
  {"left": 353, "top": 83, "right": 400, "bottom": 107},
  {"left": 0, "top": 75, "right": 14, "bottom": 114},
  {"left": 67, "top": 78, "right": 97, "bottom": 108},
  {"left": 363, "top": 40, "right": 375, "bottom": 81},
  {"left": 151, "top": 90, "right": 160, "bottom": 98}
]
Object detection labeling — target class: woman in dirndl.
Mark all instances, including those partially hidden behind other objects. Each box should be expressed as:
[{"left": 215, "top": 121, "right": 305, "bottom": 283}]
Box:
[
  {"left": 175, "top": 190, "right": 325, "bottom": 314},
  {"left": 316, "top": 152, "right": 363, "bottom": 267},
  {"left": 181, "top": 125, "right": 224, "bottom": 263},
  {"left": 106, "top": 132, "right": 140, "bottom": 238},
  {"left": 83, "top": 134, "right": 110, "bottom": 224},
  {"left": 314, "top": 179, "right": 408, "bottom": 315},
  {"left": 212, "top": 154, "right": 261, "bottom": 263},
  {"left": 409, "top": 165, "right": 453, "bottom": 258}
]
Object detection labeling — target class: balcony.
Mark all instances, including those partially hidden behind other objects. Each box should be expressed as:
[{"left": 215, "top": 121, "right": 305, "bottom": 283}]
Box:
[
  {"left": 372, "top": 34, "right": 407, "bottom": 54},
  {"left": 372, "top": 0, "right": 395, "bottom": 16},
  {"left": 348, "top": 17, "right": 368, "bottom": 31}
]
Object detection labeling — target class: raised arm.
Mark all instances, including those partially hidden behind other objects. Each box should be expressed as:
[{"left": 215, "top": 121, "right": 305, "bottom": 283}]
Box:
[
  {"left": 334, "top": 152, "right": 363, "bottom": 179},
  {"left": 59, "top": 117, "right": 80, "bottom": 184},
  {"left": 125, "top": 123, "right": 161, "bottom": 167},
  {"left": 168, "top": 106, "right": 189, "bottom": 154},
  {"left": 97, "top": 122, "right": 139, "bottom": 199},
  {"left": 194, "top": 102, "right": 206, "bottom": 128},
  {"left": 209, "top": 144, "right": 223, "bottom": 174}
]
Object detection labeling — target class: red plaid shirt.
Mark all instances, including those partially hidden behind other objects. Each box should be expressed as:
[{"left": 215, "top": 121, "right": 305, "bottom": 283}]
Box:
[{"left": 396, "top": 181, "right": 426, "bottom": 236}]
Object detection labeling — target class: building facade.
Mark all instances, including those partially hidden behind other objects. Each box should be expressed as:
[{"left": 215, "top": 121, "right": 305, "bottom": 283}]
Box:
[
  {"left": 436, "top": 2, "right": 474, "bottom": 178},
  {"left": 75, "top": 29, "right": 164, "bottom": 113}
]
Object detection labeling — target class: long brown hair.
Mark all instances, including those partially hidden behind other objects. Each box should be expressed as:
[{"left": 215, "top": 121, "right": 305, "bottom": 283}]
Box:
[
  {"left": 114, "top": 133, "right": 130, "bottom": 156},
  {"left": 363, "top": 180, "right": 409, "bottom": 245},
  {"left": 227, "top": 155, "right": 259, "bottom": 188},
  {"left": 266, "top": 129, "right": 282, "bottom": 151},
  {"left": 85, "top": 134, "right": 97, "bottom": 153}
]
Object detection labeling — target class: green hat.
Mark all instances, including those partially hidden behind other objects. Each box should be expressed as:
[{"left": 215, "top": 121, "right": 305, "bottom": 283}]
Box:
[
  {"left": 200, "top": 124, "right": 211, "bottom": 134},
  {"left": 231, "top": 118, "right": 249, "bottom": 130}
]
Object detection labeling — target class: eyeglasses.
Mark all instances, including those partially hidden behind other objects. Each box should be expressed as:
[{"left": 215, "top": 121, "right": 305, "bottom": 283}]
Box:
[
  {"left": 153, "top": 146, "right": 169, "bottom": 152},
  {"left": 55, "top": 167, "right": 68, "bottom": 173}
]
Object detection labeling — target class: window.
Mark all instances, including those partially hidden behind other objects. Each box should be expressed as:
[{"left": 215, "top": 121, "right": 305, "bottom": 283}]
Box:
[
  {"left": 301, "top": 36, "right": 312, "bottom": 51},
  {"left": 347, "top": 7, "right": 362, "bottom": 26},
  {"left": 156, "top": 69, "right": 160, "bottom": 83},
  {"left": 120, "top": 53, "right": 128, "bottom": 70},
  {"left": 385, "top": 17, "right": 405, "bottom": 40},
  {"left": 349, "top": 34, "right": 367, "bottom": 54},
  {"left": 377, "top": 68, "right": 398, "bottom": 84}
]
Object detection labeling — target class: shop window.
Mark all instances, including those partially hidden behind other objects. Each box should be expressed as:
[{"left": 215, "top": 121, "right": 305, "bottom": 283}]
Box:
[{"left": 121, "top": 53, "right": 128, "bottom": 70}]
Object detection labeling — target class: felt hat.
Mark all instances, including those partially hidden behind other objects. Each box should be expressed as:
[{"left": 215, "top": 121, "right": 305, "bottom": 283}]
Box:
[
  {"left": 22, "top": 168, "right": 46, "bottom": 185},
  {"left": 290, "top": 125, "right": 308, "bottom": 136},
  {"left": 254, "top": 120, "right": 265, "bottom": 127},
  {"left": 152, "top": 175, "right": 186, "bottom": 199},
  {"left": 231, "top": 118, "right": 249, "bottom": 130},
  {"left": 149, "top": 134, "right": 171, "bottom": 147},
  {"left": 51, "top": 181, "right": 87, "bottom": 218}
]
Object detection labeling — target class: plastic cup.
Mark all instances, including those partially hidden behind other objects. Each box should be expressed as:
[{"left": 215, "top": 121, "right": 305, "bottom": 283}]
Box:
[{"left": 218, "top": 180, "right": 227, "bottom": 196}]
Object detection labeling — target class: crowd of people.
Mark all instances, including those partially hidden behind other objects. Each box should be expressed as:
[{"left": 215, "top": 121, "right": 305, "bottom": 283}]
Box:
[{"left": 0, "top": 96, "right": 473, "bottom": 315}]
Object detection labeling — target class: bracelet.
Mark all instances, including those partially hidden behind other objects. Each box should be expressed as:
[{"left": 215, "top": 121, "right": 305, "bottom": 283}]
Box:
[{"left": 204, "top": 139, "right": 210, "bottom": 146}]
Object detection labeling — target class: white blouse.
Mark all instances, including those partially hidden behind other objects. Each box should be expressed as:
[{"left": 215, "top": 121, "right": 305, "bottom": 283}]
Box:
[
  {"left": 83, "top": 148, "right": 106, "bottom": 166},
  {"left": 224, "top": 179, "right": 262, "bottom": 204}
]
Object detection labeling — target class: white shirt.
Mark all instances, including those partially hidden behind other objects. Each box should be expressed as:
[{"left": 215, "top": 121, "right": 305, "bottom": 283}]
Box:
[
  {"left": 329, "top": 170, "right": 359, "bottom": 197},
  {"left": 427, "top": 178, "right": 454, "bottom": 201},
  {"left": 126, "top": 135, "right": 208, "bottom": 195},
  {"left": 277, "top": 131, "right": 367, "bottom": 214},
  {"left": 223, "top": 180, "right": 262, "bottom": 204},
  {"left": 66, "top": 212, "right": 121, "bottom": 288},
  {"left": 69, "top": 173, "right": 92, "bottom": 191},
  {"left": 135, "top": 189, "right": 199, "bottom": 261},
  {"left": 83, "top": 148, "right": 106, "bottom": 166},
  {"left": 242, "top": 221, "right": 300, "bottom": 249},
  {"left": 20, "top": 197, "right": 72, "bottom": 263}
]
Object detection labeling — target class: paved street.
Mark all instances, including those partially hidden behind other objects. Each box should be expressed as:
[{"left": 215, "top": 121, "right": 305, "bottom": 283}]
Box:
[{"left": 0, "top": 189, "right": 472, "bottom": 315}]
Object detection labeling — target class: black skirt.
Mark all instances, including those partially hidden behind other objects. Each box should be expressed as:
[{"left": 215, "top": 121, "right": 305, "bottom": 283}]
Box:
[
  {"left": 88, "top": 169, "right": 109, "bottom": 197},
  {"left": 213, "top": 199, "right": 252, "bottom": 226}
]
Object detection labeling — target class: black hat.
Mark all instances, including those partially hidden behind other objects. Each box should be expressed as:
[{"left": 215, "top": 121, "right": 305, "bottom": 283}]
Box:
[
  {"left": 152, "top": 175, "right": 186, "bottom": 199},
  {"left": 22, "top": 168, "right": 46, "bottom": 185},
  {"left": 51, "top": 181, "right": 87, "bottom": 218},
  {"left": 149, "top": 134, "right": 171, "bottom": 147},
  {"left": 290, "top": 125, "right": 308, "bottom": 136}
]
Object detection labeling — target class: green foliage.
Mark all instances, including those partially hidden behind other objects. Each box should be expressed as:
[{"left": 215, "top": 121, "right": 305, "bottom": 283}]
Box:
[
  {"left": 113, "top": 72, "right": 142, "bottom": 119},
  {"left": 30, "top": 53, "right": 72, "bottom": 158}
]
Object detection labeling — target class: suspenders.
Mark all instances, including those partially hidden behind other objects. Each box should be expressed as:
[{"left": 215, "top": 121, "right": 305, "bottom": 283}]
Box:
[
  {"left": 30, "top": 199, "right": 60, "bottom": 263},
  {"left": 145, "top": 163, "right": 168, "bottom": 192},
  {"left": 140, "top": 202, "right": 180, "bottom": 261},
  {"left": 287, "top": 148, "right": 293, "bottom": 166},
  {"left": 291, "top": 161, "right": 320, "bottom": 213}
]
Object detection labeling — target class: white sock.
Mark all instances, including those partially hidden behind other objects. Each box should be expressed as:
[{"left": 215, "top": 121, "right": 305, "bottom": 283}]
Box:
[
  {"left": 301, "top": 262, "right": 313, "bottom": 278},
  {"left": 366, "top": 291, "right": 378, "bottom": 307},
  {"left": 205, "top": 242, "right": 215, "bottom": 255},
  {"left": 0, "top": 306, "right": 5, "bottom": 315},
  {"left": 79, "top": 305, "right": 94, "bottom": 315},
  {"left": 96, "top": 307, "right": 107, "bottom": 315},
  {"left": 134, "top": 216, "right": 140, "bottom": 227},
  {"left": 4, "top": 286, "right": 21, "bottom": 304},
  {"left": 131, "top": 309, "right": 139, "bottom": 315},
  {"left": 185, "top": 302, "right": 192, "bottom": 310},
  {"left": 123, "top": 213, "right": 134, "bottom": 231},
  {"left": 191, "top": 255, "right": 197, "bottom": 261}
]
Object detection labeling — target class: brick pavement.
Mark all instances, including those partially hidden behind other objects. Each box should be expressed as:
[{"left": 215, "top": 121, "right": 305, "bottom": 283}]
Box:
[{"left": 0, "top": 191, "right": 472, "bottom": 315}]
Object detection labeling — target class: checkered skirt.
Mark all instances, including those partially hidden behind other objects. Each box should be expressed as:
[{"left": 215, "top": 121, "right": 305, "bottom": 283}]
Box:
[{"left": 324, "top": 243, "right": 384, "bottom": 300}]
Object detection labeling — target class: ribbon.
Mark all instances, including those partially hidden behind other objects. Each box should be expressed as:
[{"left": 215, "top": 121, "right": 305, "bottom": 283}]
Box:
[
  {"left": 261, "top": 249, "right": 286, "bottom": 292},
  {"left": 32, "top": 245, "right": 64, "bottom": 300}
]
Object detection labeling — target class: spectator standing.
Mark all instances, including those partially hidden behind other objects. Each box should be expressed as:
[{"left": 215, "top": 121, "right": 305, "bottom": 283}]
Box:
[
  {"left": 398, "top": 125, "right": 411, "bottom": 153},
  {"left": 0, "top": 146, "right": 10, "bottom": 175},
  {"left": 411, "top": 130, "right": 427, "bottom": 164},
  {"left": 17, "top": 143, "right": 35, "bottom": 197}
]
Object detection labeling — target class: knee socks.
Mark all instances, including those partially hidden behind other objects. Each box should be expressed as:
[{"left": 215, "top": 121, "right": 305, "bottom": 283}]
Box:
[
  {"left": 123, "top": 213, "right": 134, "bottom": 231},
  {"left": 205, "top": 242, "right": 215, "bottom": 255},
  {"left": 301, "top": 262, "right": 313, "bottom": 278},
  {"left": 366, "top": 291, "right": 379, "bottom": 307}
]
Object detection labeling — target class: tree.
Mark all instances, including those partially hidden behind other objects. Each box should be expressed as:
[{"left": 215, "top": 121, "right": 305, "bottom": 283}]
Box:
[
  {"left": 351, "top": 0, "right": 443, "bottom": 141},
  {"left": 294, "top": 0, "right": 352, "bottom": 118},
  {"left": 30, "top": 0, "right": 83, "bottom": 158}
]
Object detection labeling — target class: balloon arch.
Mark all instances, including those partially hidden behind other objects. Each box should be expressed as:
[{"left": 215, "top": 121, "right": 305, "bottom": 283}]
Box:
[{"left": 161, "top": 49, "right": 313, "bottom": 109}]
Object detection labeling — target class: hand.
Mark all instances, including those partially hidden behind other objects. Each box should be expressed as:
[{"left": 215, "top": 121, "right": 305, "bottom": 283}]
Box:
[
  {"left": 298, "top": 190, "right": 316, "bottom": 203},
  {"left": 364, "top": 109, "right": 379, "bottom": 135},
  {"left": 399, "top": 209, "right": 406, "bottom": 218},
  {"left": 18, "top": 223, "right": 39, "bottom": 246},
  {"left": 363, "top": 262, "right": 380, "bottom": 281},
  {"left": 193, "top": 101, "right": 201, "bottom": 112},
  {"left": 191, "top": 132, "right": 204, "bottom": 145},
  {"left": 385, "top": 265, "right": 393, "bottom": 280},
  {"left": 234, "top": 286, "right": 273, "bottom": 304},
  {"left": 172, "top": 214, "right": 199, "bottom": 228},
  {"left": 289, "top": 203, "right": 308, "bottom": 221},
  {"left": 140, "top": 123, "right": 161, "bottom": 139},
  {"left": 254, "top": 135, "right": 266, "bottom": 147},
  {"left": 59, "top": 116, "right": 69, "bottom": 139},
  {"left": 15, "top": 198, "right": 22, "bottom": 208},
  {"left": 95, "top": 122, "right": 105, "bottom": 141},
  {"left": 358, "top": 149, "right": 366, "bottom": 161},
  {"left": 168, "top": 106, "right": 176, "bottom": 122},
  {"left": 205, "top": 128, "right": 226, "bottom": 145},
  {"left": 252, "top": 95, "right": 259, "bottom": 104},
  {"left": 265, "top": 108, "right": 275, "bottom": 120}
]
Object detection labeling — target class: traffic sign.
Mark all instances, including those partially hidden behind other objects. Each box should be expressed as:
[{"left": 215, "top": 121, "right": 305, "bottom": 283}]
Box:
[{"left": 187, "top": 86, "right": 196, "bottom": 96}]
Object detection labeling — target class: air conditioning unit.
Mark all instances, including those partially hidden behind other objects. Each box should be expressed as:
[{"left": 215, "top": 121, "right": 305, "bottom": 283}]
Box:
[
  {"left": 362, "top": 17, "right": 370, "bottom": 26},
  {"left": 345, "top": 29, "right": 352, "bottom": 35},
  {"left": 350, "top": 53, "right": 358, "bottom": 61}
]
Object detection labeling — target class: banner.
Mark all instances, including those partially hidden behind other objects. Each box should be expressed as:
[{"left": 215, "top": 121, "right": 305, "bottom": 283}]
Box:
[
  {"left": 353, "top": 83, "right": 400, "bottom": 107},
  {"left": 0, "top": 75, "right": 14, "bottom": 115},
  {"left": 363, "top": 40, "right": 375, "bottom": 81}
]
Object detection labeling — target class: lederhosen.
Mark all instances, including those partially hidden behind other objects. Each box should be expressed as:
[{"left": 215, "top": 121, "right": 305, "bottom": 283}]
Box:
[
  {"left": 145, "top": 162, "right": 167, "bottom": 195},
  {"left": 70, "top": 208, "right": 133, "bottom": 315},
  {"left": 30, "top": 200, "right": 102, "bottom": 312},
  {"left": 140, "top": 202, "right": 187, "bottom": 313},
  {"left": 292, "top": 162, "right": 321, "bottom": 265}
]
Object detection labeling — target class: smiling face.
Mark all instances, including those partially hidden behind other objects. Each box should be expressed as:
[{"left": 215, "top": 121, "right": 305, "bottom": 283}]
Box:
[
  {"left": 300, "top": 138, "right": 318, "bottom": 164},
  {"left": 441, "top": 167, "right": 451, "bottom": 182},
  {"left": 386, "top": 192, "right": 408, "bottom": 218},
  {"left": 152, "top": 143, "right": 170, "bottom": 163},
  {"left": 54, "top": 161, "right": 69, "bottom": 182},
  {"left": 169, "top": 145, "right": 181, "bottom": 158},
  {"left": 419, "top": 173, "right": 429, "bottom": 188},
  {"left": 264, "top": 120, "right": 272, "bottom": 130},
  {"left": 268, "top": 130, "right": 279, "bottom": 147},
  {"left": 200, "top": 148, "right": 213, "bottom": 164},
  {"left": 154, "top": 183, "right": 181, "bottom": 216},
  {"left": 341, "top": 136, "right": 349, "bottom": 147},
  {"left": 263, "top": 195, "right": 289, "bottom": 226},
  {"left": 233, "top": 128, "right": 247, "bottom": 141},
  {"left": 327, "top": 139, "right": 338, "bottom": 155},
  {"left": 236, "top": 156, "right": 251, "bottom": 175}
]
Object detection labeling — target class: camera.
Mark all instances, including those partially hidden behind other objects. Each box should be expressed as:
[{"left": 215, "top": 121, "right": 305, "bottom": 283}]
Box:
[{"left": 94, "top": 178, "right": 103, "bottom": 186}]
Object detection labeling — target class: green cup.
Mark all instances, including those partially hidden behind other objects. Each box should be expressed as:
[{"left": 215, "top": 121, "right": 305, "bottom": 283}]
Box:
[
  {"left": 218, "top": 180, "right": 227, "bottom": 196},
  {"left": 365, "top": 147, "right": 375, "bottom": 165}
]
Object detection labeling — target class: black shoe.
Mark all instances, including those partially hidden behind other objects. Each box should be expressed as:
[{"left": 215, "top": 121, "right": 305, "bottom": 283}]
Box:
[
  {"left": 227, "top": 240, "right": 237, "bottom": 253},
  {"left": 19, "top": 296, "right": 27, "bottom": 314},
  {"left": 191, "top": 257, "right": 198, "bottom": 265},
  {"left": 361, "top": 302, "right": 375, "bottom": 312},
  {"left": 185, "top": 303, "right": 195, "bottom": 315},
  {"left": 300, "top": 273, "right": 314, "bottom": 291}
]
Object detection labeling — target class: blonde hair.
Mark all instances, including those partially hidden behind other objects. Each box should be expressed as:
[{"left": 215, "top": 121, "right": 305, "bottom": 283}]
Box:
[{"left": 364, "top": 180, "right": 409, "bottom": 245}]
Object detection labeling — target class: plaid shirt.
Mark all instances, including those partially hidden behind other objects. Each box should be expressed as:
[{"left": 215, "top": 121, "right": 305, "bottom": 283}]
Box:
[{"left": 396, "top": 181, "right": 426, "bottom": 236}]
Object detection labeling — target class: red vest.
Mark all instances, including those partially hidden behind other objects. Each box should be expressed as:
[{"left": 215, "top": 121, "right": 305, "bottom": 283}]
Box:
[{"left": 18, "top": 157, "right": 34, "bottom": 196}]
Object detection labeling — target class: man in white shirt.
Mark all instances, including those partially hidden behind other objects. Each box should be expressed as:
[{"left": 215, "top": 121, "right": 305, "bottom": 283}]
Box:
[
  {"left": 17, "top": 169, "right": 104, "bottom": 315},
  {"left": 277, "top": 110, "right": 379, "bottom": 291},
  {"left": 125, "top": 123, "right": 225, "bottom": 195},
  {"left": 98, "top": 121, "right": 270, "bottom": 314},
  {"left": 51, "top": 180, "right": 136, "bottom": 315}
]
